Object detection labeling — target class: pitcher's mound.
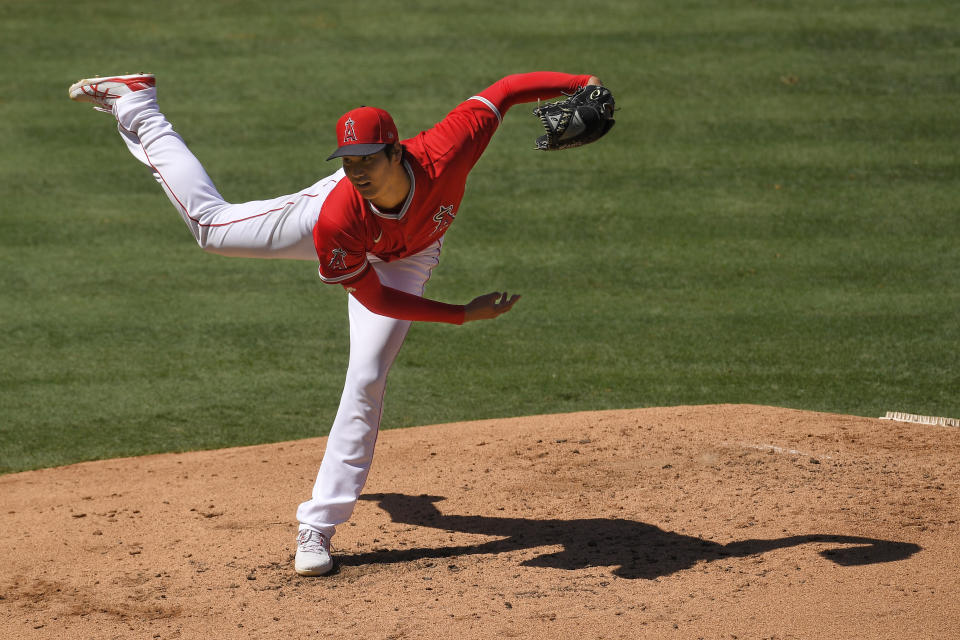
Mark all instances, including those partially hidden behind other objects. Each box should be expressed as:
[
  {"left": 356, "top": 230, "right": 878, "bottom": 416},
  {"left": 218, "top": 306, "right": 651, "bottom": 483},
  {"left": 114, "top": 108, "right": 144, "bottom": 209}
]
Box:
[{"left": 2, "top": 404, "right": 958, "bottom": 639}]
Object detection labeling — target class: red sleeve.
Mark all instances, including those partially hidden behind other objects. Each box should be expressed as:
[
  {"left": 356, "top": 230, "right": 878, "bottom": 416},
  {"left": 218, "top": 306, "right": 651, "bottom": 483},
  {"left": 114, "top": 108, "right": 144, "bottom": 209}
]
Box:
[
  {"left": 345, "top": 266, "right": 466, "bottom": 325},
  {"left": 314, "top": 184, "right": 370, "bottom": 285},
  {"left": 413, "top": 72, "right": 593, "bottom": 173},
  {"left": 415, "top": 99, "right": 502, "bottom": 174},
  {"left": 476, "top": 72, "right": 594, "bottom": 116}
]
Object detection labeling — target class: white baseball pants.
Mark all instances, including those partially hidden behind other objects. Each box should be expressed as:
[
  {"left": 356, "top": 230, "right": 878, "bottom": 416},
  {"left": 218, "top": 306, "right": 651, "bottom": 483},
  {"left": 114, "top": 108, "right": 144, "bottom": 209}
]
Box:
[
  {"left": 114, "top": 87, "right": 341, "bottom": 259},
  {"left": 295, "top": 243, "right": 440, "bottom": 540},
  {"left": 112, "top": 89, "right": 442, "bottom": 541}
]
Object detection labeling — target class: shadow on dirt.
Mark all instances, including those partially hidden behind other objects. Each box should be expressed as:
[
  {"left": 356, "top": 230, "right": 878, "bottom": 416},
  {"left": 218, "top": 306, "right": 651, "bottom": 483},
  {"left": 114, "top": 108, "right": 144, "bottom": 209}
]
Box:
[{"left": 337, "top": 493, "right": 921, "bottom": 579}]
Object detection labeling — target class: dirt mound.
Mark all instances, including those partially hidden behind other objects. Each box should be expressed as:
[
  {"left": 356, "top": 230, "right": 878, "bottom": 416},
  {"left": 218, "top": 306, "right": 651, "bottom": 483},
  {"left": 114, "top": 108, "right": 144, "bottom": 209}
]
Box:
[{"left": 2, "top": 405, "right": 958, "bottom": 639}]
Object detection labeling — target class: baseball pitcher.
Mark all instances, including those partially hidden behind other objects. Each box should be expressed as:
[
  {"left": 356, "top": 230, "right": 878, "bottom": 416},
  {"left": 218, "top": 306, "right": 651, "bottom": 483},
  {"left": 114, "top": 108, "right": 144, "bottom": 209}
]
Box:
[{"left": 68, "top": 71, "right": 615, "bottom": 575}]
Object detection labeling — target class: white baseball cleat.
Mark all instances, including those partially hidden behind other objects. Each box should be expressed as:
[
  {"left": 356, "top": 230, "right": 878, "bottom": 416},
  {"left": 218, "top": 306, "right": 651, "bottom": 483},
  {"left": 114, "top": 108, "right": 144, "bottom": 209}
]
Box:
[
  {"left": 68, "top": 73, "right": 155, "bottom": 112},
  {"left": 294, "top": 529, "right": 334, "bottom": 576}
]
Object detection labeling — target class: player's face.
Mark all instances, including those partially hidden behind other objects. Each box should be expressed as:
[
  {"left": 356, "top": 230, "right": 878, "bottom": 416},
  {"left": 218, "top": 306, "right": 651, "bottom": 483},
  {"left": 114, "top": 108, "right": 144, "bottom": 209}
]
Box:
[{"left": 341, "top": 150, "right": 401, "bottom": 202}]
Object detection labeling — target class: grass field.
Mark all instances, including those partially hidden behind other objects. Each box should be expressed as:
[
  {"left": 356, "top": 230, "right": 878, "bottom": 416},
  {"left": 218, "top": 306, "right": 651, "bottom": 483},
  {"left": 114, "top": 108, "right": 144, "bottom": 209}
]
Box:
[{"left": 1, "top": 0, "right": 958, "bottom": 473}]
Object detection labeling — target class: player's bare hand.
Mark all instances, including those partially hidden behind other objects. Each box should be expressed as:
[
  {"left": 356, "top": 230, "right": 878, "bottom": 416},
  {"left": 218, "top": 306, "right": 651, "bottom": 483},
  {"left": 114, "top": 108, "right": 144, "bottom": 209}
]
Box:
[{"left": 463, "top": 291, "right": 521, "bottom": 323}]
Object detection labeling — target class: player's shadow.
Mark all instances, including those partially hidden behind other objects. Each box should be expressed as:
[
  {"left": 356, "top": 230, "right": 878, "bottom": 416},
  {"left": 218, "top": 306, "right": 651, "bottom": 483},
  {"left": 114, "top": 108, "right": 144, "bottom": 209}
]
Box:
[{"left": 338, "top": 493, "right": 920, "bottom": 579}]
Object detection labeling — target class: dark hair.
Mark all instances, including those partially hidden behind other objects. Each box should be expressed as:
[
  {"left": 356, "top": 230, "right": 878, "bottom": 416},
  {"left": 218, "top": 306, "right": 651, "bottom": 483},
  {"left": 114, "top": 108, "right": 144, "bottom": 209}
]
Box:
[{"left": 384, "top": 141, "right": 403, "bottom": 160}]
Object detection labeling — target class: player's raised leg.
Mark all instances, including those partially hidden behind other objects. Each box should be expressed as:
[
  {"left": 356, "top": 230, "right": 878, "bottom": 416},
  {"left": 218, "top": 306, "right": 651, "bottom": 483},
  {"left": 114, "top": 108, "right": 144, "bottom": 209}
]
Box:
[{"left": 68, "top": 74, "right": 341, "bottom": 261}]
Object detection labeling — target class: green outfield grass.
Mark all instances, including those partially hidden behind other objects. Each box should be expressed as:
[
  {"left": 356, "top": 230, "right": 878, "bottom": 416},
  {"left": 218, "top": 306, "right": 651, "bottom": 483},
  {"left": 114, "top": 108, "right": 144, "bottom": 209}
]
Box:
[{"left": 1, "top": 0, "right": 957, "bottom": 473}]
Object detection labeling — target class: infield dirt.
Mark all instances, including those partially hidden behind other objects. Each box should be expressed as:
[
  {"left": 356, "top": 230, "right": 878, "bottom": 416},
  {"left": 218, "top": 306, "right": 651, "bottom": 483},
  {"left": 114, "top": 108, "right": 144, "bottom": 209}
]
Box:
[{"left": 1, "top": 404, "right": 958, "bottom": 639}]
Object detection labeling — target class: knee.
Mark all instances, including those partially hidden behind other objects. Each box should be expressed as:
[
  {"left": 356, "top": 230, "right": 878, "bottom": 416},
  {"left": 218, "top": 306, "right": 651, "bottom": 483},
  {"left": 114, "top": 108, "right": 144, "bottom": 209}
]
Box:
[
  {"left": 345, "top": 366, "right": 389, "bottom": 403},
  {"left": 193, "top": 229, "right": 238, "bottom": 256}
]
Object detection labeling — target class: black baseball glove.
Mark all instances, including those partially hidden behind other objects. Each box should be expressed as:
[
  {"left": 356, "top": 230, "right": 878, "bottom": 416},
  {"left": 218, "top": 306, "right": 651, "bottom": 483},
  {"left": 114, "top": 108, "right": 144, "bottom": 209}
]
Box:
[{"left": 532, "top": 85, "right": 616, "bottom": 150}]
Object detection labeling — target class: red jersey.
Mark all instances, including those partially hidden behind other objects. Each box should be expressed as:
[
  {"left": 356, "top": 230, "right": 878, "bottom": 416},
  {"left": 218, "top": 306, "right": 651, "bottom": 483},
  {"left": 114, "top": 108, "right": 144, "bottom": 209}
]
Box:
[
  {"left": 314, "top": 97, "right": 498, "bottom": 283},
  {"left": 313, "top": 72, "right": 593, "bottom": 323}
]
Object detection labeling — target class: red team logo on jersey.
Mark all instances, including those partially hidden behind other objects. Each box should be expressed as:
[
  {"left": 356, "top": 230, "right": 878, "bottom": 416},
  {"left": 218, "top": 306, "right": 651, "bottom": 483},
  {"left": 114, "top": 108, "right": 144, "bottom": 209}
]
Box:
[
  {"left": 431, "top": 205, "right": 456, "bottom": 235},
  {"left": 343, "top": 118, "right": 357, "bottom": 143},
  {"left": 328, "top": 248, "right": 348, "bottom": 271}
]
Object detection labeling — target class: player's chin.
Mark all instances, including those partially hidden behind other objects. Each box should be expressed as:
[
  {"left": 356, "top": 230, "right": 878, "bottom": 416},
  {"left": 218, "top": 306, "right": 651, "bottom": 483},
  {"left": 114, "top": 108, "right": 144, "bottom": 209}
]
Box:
[{"left": 353, "top": 181, "right": 375, "bottom": 197}]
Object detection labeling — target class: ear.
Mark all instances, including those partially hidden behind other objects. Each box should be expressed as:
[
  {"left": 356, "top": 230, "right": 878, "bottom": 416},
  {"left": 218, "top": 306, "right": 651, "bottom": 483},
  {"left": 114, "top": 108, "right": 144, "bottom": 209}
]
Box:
[{"left": 389, "top": 144, "right": 403, "bottom": 165}]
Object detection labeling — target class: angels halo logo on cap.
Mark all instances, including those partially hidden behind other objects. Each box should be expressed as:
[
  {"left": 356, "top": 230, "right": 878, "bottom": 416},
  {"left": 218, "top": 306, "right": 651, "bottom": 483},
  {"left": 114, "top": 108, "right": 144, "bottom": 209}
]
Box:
[
  {"left": 327, "top": 106, "right": 398, "bottom": 160},
  {"left": 342, "top": 117, "right": 358, "bottom": 143}
]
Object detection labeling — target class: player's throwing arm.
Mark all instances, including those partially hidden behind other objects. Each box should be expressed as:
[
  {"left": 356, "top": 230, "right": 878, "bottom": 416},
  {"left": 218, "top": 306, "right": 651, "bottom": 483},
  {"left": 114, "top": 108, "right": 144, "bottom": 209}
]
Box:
[{"left": 464, "top": 291, "right": 522, "bottom": 322}]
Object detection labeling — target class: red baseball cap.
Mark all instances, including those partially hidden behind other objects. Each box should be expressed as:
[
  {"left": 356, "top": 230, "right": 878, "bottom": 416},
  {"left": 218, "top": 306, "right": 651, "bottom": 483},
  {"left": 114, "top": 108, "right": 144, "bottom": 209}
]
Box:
[{"left": 327, "top": 106, "right": 399, "bottom": 160}]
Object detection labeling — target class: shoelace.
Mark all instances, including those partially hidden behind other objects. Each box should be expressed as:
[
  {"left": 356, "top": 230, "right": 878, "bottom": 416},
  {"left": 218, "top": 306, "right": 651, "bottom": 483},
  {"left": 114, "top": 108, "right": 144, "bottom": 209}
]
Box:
[{"left": 297, "top": 530, "right": 329, "bottom": 553}]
